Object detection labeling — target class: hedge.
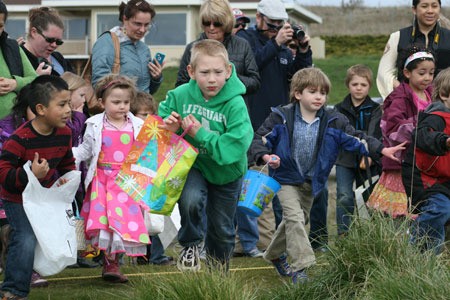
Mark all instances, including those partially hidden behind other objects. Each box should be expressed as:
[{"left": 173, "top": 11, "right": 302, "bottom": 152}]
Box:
[{"left": 322, "top": 35, "right": 390, "bottom": 57}]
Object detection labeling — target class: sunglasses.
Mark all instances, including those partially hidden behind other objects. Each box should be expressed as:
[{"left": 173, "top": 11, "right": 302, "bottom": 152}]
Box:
[
  {"left": 261, "top": 14, "right": 284, "bottom": 32},
  {"left": 202, "top": 20, "right": 223, "bottom": 27},
  {"left": 35, "top": 27, "right": 64, "bottom": 46},
  {"left": 234, "top": 23, "right": 246, "bottom": 29}
]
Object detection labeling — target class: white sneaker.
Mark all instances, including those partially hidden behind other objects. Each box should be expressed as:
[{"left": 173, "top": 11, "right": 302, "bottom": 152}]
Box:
[{"left": 177, "top": 245, "right": 200, "bottom": 272}]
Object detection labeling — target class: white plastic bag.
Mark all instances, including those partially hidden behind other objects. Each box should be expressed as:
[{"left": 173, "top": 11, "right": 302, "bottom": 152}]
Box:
[
  {"left": 22, "top": 161, "right": 81, "bottom": 276},
  {"left": 144, "top": 211, "right": 165, "bottom": 236}
]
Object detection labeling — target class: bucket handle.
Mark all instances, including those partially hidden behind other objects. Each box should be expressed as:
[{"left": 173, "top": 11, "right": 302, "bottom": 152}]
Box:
[{"left": 259, "top": 156, "right": 277, "bottom": 177}]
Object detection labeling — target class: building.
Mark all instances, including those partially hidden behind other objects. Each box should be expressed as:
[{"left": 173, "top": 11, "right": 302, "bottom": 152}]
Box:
[{"left": 4, "top": 0, "right": 323, "bottom": 73}]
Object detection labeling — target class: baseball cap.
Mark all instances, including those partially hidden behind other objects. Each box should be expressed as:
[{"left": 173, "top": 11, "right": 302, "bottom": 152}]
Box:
[
  {"left": 232, "top": 8, "right": 250, "bottom": 23},
  {"left": 257, "top": 0, "right": 288, "bottom": 21}
]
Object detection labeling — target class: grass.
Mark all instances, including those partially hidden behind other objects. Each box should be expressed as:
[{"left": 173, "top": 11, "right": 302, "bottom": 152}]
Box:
[
  {"left": 21, "top": 215, "right": 449, "bottom": 299},
  {"left": 152, "top": 55, "right": 383, "bottom": 106}
]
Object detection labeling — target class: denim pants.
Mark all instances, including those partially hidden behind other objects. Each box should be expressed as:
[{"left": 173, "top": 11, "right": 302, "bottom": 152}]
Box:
[
  {"left": 335, "top": 165, "right": 358, "bottom": 235},
  {"left": 177, "top": 168, "right": 242, "bottom": 262},
  {"left": 236, "top": 210, "right": 259, "bottom": 253},
  {"left": 309, "top": 186, "right": 328, "bottom": 249},
  {"left": 1, "top": 200, "right": 37, "bottom": 297},
  {"left": 263, "top": 183, "right": 316, "bottom": 272},
  {"left": 149, "top": 235, "right": 170, "bottom": 264},
  {"left": 412, "top": 193, "right": 450, "bottom": 254}
]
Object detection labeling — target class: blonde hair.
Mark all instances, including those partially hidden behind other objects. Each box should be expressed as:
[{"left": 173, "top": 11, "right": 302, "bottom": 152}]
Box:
[
  {"left": 432, "top": 67, "right": 450, "bottom": 102},
  {"left": 345, "top": 64, "right": 373, "bottom": 88},
  {"left": 199, "top": 0, "right": 235, "bottom": 34},
  {"left": 289, "top": 68, "right": 331, "bottom": 102},
  {"left": 60, "top": 72, "right": 88, "bottom": 92},
  {"left": 190, "top": 39, "right": 229, "bottom": 69},
  {"left": 95, "top": 74, "right": 137, "bottom": 101},
  {"left": 131, "top": 91, "right": 158, "bottom": 115}
]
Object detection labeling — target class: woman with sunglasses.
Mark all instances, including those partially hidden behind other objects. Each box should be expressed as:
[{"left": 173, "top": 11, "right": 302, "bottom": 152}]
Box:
[
  {"left": 91, "top": 0, "right": 162, "bottom": 95},
  {"left": 20, "top": 7, "right": 73, "bottom": 77},
  {"left": 175, "top": 0, "right": 260, "bottom": 97},
  {"left": 377, "top": 0, "right": 450, "bottom": 99}
]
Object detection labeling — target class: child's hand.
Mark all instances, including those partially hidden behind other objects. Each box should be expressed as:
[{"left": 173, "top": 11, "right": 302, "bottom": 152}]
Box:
[
  {"left": 359, "top": 156, "right": 372, "bottom": 170},
  {"left": 181, "top": 114, "right": 201, "bottom": 137},
  {"left": 31, "top": 152, "right": 49, "bottom": 179},
  {"left": 159, "top": 112, "right": 181, "bottom": 132},
  {"left": 381, "top": 141, "right": 406, "bottom": 162},
  {"left": 56, "top": 178, "right": 69, "bottom": 186},
  {"left": 263, "top": 154, "right": 281, "bottom": 169}
]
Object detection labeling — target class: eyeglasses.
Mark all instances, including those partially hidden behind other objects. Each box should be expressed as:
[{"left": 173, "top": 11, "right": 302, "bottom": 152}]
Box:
[
  {"left": 35, "top": 27, "right": 64, "bottom": 46},
  {"left": 234, "top": 23, "right": 246, "bottom": 29},
  {"left": 261, "top": 14, "right": 284, "bottom": 32},
  {"left": 202, "top": 20, "right": 223, "bottom": 27}
]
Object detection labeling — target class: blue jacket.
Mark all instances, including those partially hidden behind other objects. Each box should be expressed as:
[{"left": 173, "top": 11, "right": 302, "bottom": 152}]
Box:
[
  {"left": 91, "top": 28, "right": 162, "bottom": 94},
  {"left": 237, "top": 26, "right": 312, "bottom": 130},
  {"left": 250, "top": 103, "right": 383, "bottom": 196}
]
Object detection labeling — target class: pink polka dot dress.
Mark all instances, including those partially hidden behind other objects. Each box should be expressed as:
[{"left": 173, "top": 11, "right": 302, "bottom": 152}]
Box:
[{"left": 81, "top": 128, "right": 150, "bottom": 256}]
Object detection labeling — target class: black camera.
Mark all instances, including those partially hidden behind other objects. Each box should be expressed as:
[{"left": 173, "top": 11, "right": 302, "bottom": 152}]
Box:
[{"left": 292, "top": 25, "right": 305, "bottom": 41}]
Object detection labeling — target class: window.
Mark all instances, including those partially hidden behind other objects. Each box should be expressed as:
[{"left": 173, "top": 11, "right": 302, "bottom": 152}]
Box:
[
  {"left": 63, "top": 18, "right": 89, "bottom": 40},
  {"left": 6, "top": 19, "right": 26, "bottom": 39},
  {"left": 145, "top": 13, "right": 186, "bottom": 46},
  {"left": 97, "top": 14, "right": 119, "bottom": 35}
]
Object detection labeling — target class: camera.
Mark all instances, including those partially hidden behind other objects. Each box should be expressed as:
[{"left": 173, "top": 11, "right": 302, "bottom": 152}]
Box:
[{"left": 292, "top": 25, "right": 305, "bottom": 41}]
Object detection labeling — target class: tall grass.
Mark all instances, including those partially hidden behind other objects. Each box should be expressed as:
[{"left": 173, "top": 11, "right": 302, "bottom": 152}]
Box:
[{"left": 265, "top": 214, "right": 450, "bottom": 300}]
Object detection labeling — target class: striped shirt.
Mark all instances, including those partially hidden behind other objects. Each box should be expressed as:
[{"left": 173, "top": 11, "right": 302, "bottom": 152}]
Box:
[
  {"left": 292, "top": 105, "right": 320, "bottom": 179},
  {"left": 0, "top": 121, "right": 75, "bottom": 203}
]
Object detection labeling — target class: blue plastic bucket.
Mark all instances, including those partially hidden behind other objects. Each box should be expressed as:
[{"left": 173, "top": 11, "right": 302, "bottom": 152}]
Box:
[{"left": 238, "top": 170, "right": 281, "bottom": 217}]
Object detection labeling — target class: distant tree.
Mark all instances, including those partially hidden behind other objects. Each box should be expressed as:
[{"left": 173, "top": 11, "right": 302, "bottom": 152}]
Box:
[{"left": 341, "top": 0, "right": 364, "bottom": 10}]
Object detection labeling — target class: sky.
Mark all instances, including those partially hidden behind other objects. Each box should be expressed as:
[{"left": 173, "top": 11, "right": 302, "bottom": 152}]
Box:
[{"left": 292, "top": 0, "right": 450, "bottom": 7}]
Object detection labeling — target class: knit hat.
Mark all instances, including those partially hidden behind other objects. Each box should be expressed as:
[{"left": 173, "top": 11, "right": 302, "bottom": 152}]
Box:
[
  {"left": 257, "top": 0, "right": 288, "bottom": 21},
  {"left": 232, "top": 8, "right": 250, "bottom": 23}
]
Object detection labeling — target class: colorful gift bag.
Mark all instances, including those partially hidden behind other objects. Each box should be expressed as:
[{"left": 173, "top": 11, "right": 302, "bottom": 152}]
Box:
[{"left": 116, "top": 115, "right": 198, "bottom": 215}]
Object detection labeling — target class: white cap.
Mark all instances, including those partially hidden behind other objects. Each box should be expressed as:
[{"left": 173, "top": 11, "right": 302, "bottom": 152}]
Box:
[{"left": 257, "top": 0, "right": 288, "bottom": 21}]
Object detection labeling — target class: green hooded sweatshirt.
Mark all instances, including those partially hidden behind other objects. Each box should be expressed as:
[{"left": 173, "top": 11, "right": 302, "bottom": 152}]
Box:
[{"left": 158, "top": 64, "right": 253, "bottom": 185}]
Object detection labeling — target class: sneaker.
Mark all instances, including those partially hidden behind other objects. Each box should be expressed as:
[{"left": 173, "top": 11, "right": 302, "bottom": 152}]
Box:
[
  {"left": 291, "top": 269, "right": 308, "bottom": 284},
  {"left": 0, "top": 291, "right": 28, "bottom": 300},
  {"left": 244, "top": 248, "right": 264, "bottom": 258},
  {"left": 199, "top": 246, "right": 207, "bottom": 261},
  {"left": 30, "top": 271, "right": 49, "bottom": 288},
  {"left": 270, "top": 254, "right": 292, "bottom": 277},
  {"left": 177, "top": 245, "right": 200, "bottom": 272}
]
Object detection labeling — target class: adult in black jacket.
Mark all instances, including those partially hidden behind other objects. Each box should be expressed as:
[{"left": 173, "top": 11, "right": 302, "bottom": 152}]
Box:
[
  {"left": 175, "top": 0, "right": 260, "bottom": 98},
  {"left": 377, "top": 0, "right": 450, "bottom": 99},
  {"left": 20, "top": 7, "right": 73, "bottom": 76}
]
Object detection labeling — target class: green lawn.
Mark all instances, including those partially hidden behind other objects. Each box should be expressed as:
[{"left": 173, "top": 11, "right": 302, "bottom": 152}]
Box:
[{"left": 153, "top": 55, "right": 383, "bottom": 106}]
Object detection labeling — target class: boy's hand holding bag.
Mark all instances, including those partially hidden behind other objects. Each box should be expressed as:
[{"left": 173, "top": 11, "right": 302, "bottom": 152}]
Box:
[
  {"left": 22, "top": 161, "right": 81, "bottom": 276},
  {"left": 116, "top": 115, "right": 198, "bottom": 216}
]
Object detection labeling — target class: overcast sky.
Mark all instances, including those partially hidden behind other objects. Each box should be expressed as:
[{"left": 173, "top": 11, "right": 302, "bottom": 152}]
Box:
[{"left": 293, "top": 0, "right": 450, "bottom": 7}]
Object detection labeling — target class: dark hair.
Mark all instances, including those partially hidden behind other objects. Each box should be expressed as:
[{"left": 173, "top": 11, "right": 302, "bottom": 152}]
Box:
[
  {"left": 28, "top": 75, "right": 69, "bottom": 115},
  {"left": 27, "top": 7, "right": 64, "bottom": 39},
  {"left": 413, "top": 0, "right": 441, "bottom": 7},
  {"left": 0, "top": 1, "right": 8, "bottom": 22},
  {"left": 12, "top": 84, "right": 32, "bottom": 128},
  {"left": 118, "top": 0, "right": 155, "bottom": 23},
  {"left": 399, "top": 47, "right": 435, "bottom": 83}
]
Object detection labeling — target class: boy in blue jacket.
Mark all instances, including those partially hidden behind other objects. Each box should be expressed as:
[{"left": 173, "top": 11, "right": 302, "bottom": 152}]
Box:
[{"left": 250, "top": 67, "right": 405, "bottom": 284}]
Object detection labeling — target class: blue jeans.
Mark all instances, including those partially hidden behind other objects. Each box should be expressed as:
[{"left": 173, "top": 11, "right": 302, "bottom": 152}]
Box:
[
  {"left": 1, "top": 201, "right": 37, "bottom": 298},
  {"left": 236, "top": 210, "right": 259, "bottom": 252},
  {"left": 309, "top": 186, "right": 328, "bottom": 249},
  {"left": 177, "top": 168, "right": 242, "bottom": 262},
  {"left": 149, "top": 235, "right": 170, "bottom": 264},
  {"left": 412, "top": 193, "right": 450, "bottom": 254},
  {"left": 336, "top": 165, "right": 357, "bottom": 235}
]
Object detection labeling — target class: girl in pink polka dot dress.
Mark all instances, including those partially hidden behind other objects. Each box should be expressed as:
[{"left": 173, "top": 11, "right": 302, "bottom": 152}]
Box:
[{"left": 72, "top": 75, "right": 147, "bottom": 283}]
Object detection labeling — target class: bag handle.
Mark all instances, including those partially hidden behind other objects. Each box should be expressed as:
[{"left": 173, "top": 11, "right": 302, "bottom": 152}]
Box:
[{"left": 176, "top": 123, "right": 194, "bottom": 141}]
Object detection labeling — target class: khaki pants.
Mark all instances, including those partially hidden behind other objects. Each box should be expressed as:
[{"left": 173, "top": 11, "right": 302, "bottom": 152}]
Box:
[{"left": 263, "top": 183, "right": 316, "bottom": 271}]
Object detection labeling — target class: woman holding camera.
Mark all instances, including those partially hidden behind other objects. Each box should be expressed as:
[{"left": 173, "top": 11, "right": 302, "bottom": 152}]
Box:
[
  {"left": 377, "top": 0, "right": 450, "bottom": 99},
  {"left": 20, "top": 7, "right": 73, "bottom": 76},
  {"left": 91, "top": 0, "right": 162, "bottom": 94},
  {"left": 175, "top": 0, "right": 260, "bottom": 97}
]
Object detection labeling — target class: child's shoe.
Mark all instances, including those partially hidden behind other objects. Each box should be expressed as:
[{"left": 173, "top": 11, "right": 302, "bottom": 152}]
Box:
[
  {"left": 177, "top": 245, "right": 200, "bottom": 272},
  {"left": 269, "top": 254, "right": 292, "bottom": 276},
  {"left": 0, "top": 291, "right": 28, "bottom": 300},
  {"left": 30, "top": 271, "right": 49, "bottom": 288},
  {"left": 102, "top": 255, "right": 128, "bottom": 283},
  {"left": 291, "top": 269, "right": 308, "bottom": 284}
]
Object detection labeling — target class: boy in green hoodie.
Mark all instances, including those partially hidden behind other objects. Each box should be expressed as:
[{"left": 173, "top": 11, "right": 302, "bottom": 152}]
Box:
[{"left": 158, "top": 39, "right": 253, "bottom": 272}]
